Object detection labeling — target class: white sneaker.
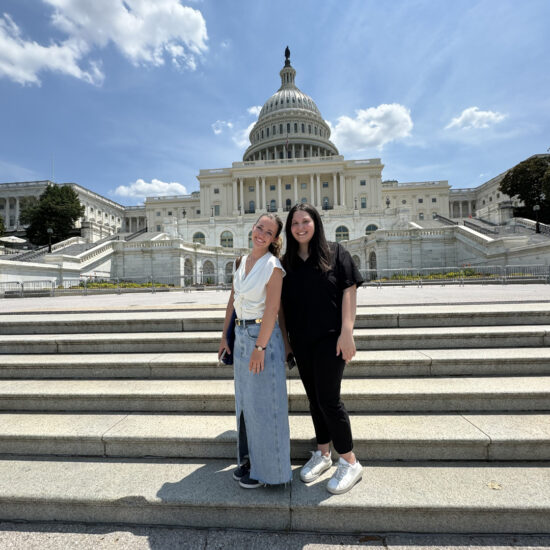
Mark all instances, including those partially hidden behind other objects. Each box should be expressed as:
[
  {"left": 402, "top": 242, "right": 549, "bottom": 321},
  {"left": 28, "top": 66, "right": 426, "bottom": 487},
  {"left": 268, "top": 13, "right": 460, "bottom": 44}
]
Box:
[
  {"left": 300, "top": 450, "right": 332, "bottom": 483},
  {"left": 327, "top": 457, "right": 362, "bottom": 494}
]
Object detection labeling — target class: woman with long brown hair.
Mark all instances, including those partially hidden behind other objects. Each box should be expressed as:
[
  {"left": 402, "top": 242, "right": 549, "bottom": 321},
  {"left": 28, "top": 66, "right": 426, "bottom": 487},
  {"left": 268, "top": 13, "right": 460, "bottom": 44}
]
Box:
[{"left": 281, "top": 203, "right": 363, "bottom": 495}]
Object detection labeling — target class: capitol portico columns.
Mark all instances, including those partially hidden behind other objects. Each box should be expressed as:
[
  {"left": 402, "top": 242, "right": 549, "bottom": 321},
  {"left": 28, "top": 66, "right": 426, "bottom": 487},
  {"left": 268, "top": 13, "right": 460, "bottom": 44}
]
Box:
[
  {"left": 316, "top": 175, "right": 321, "bottom": 209},
  {"left": 339, "top": 173, "right": 345, "bottom": 209},
  {"left": 255, "top": 177, "right": 260, "bottom": 212},
  {"left": 277, "top": 177, "right": 282, "bottom": 212},
  {"left": 333, "top": 173, "right": 338, "bottom": 207},
  {"left": 239, "top": 178, "right": 244, "bottom": 216},
  {"left": 232, "top": 179, "right": 238, "bottom": 215},
  {"left": 14, "top": 197, "right": 20, "bottom": 229},
  {"left": 310, "top": 175, "right": 315, "bottom": 207},
  {"left": 4, "top": 198, "right": 10, "bottom": 229},
  {"left": 261, "top": 177, "right": 266, "bottom": 211},
  {"left": 293, "top": 176, "right": 298, "bottom": 203}
]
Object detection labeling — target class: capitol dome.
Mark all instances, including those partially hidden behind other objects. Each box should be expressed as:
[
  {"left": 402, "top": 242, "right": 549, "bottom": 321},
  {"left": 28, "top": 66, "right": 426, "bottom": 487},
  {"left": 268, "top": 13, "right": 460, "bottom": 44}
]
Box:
[{"left": 243, "top": 48, "right": 339, "bottom": 162}]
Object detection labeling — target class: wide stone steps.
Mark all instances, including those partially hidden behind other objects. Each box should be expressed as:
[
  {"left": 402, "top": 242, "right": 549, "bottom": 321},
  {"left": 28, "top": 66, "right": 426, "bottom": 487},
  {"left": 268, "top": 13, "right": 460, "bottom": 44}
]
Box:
[
  {"left": 0, "top": 457, "right": 548, "bottom": 534},
  {"left": 1, "top": 376, "right": 549, "bottom": 413},
  {"left": 0, "top": 301, "right": 549, "bottom": 533},
  {"left": 0, "top": 412, "right": 549, "bottom": 461},
  {"left": 1, "top": 325, "right": 549, "bottom": 354},
  {"left": 1, "top": 348, "right": 549, "bottom": 378},
  {"left": 1, "top": 303, "right": 549, "bottom": 334}
]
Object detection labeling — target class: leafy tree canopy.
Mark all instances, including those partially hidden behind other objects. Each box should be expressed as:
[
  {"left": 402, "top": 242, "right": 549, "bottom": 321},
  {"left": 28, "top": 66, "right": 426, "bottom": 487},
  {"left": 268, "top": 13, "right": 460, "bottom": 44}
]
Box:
[
  {"left": 499, "top": 155, "right": 550, "bottom": 218},
  {"left": 0, "top": 215, "right": 5, "bottom": 237},
  {"left": 20, "top": 184, "right": 84, "bottom": 246}
]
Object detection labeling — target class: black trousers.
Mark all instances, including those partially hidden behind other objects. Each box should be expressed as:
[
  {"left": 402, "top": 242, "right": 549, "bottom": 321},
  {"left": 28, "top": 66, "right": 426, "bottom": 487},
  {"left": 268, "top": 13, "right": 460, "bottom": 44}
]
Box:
[{"left": 293, "top": 334, "right": 354, "bottom": 455}]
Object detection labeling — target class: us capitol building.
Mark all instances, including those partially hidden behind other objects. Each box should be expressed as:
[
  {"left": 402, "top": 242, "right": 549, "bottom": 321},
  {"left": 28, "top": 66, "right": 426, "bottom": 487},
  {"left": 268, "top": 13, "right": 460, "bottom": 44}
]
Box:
[{"left": 1, "top": 50, "right": 548, "bottom": 283}]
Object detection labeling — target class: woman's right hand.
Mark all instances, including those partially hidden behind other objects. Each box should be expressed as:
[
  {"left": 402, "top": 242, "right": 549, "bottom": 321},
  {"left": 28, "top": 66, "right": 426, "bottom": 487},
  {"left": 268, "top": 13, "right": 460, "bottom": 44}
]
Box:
[{"left": 218, "top": 337, "right": 231, "bottom": 361}]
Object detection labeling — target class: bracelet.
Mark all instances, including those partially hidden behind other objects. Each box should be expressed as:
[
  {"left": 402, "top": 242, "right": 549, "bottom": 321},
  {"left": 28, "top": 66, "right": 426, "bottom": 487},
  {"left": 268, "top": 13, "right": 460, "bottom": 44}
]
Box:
[{"left": 255, "top": 344, "right": 265, "bottom": 351}]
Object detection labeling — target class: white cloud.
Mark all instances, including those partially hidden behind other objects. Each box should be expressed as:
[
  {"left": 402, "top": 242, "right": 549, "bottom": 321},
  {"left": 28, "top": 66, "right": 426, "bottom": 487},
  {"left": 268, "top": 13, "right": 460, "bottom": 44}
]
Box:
[
  {"left": 114, "top": 178, "right": 188, "bottom": 201},
  {"left": 247, "top": 105, "right": 262, "bottom": 116},
  {"left": 211, "top": 106, "right": 258, "bottom": 149},
  {"left": 232, "top": 122, "right": 255, "bottom": 149},
  {"left": 211, "top": 120, "right": 233, "bottom": 135},
  {"left": 445, "top": 107, "right": 507, "bottom": 130},
  {"left": 0, "top": 0, "right": 208, "bottom": 86},
  {"left": 330, "top": 104, "right": 413, "bottom": 152},
  {"left": 0, "top": 13, "right": 103, "bottom": 85}
]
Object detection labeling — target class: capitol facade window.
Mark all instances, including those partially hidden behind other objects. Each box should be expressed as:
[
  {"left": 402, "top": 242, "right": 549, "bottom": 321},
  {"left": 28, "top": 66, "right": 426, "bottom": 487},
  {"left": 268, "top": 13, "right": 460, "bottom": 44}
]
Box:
[
  {"left": 193, "top": 232, "right": 206, "bottom": 245},
  {"left": 365, "top": 224, "right": 378, "bottom": 235},
  {"left": 335, "top": 225, "right": 349, "bottom": 242},
  {"left": 220, "top": 231, "right": 233, "bottom": 248}
]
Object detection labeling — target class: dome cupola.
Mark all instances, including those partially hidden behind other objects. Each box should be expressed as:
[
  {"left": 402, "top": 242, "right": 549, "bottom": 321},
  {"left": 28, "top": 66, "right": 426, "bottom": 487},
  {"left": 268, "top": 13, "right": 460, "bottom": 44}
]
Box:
[{"left": 243, "top": 47, "right": 338, "bottom": 162}]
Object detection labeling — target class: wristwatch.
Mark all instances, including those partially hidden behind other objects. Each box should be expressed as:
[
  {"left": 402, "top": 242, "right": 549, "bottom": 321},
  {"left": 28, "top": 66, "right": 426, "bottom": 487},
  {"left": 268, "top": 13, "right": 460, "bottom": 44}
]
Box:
[{"left": 255, "top": 344, "right": 265, "bottom": 351}]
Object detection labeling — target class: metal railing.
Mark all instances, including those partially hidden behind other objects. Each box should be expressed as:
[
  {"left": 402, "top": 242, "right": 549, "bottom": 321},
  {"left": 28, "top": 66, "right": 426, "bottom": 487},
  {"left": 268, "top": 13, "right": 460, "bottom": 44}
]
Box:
[
  {"left": 359, "top": 265, "right": 550, "bottom": 287},
  {"left": 2, "top": 265, "right": 549, "bottom": 299},
  {"left": 463, "top": 220, "right": 499, "bottom": 236},
  {"left": 433, "top": 214, "right": 458, "bottom": 226}
]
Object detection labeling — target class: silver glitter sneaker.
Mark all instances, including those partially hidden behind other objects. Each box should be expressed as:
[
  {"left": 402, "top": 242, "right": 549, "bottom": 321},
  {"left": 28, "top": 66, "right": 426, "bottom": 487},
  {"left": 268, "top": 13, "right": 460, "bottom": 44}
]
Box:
[{"left": 300, "top": 450, "right": 333, "bottom": 483}]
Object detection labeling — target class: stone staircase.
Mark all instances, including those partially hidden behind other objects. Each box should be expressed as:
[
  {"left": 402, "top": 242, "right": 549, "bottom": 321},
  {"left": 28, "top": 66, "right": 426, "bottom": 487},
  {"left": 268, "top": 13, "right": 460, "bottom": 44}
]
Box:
[{"left": 0, "top": 304, "right": 549, "bottom": 533}]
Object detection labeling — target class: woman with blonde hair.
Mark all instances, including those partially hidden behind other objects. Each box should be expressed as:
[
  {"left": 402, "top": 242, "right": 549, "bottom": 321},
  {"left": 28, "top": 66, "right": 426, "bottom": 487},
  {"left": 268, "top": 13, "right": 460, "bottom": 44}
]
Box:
[{"left": 218, "top": 212, "right": 292, "bottom": 488}]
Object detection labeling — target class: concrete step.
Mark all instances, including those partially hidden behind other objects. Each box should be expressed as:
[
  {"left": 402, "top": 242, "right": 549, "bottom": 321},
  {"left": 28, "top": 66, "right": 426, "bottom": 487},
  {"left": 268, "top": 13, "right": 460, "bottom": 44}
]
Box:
[
  {"left": 1, "top": 325, "right": 549, "bottom": 354},
  {"left": 0, "top": 376, "right": 549, "bottom": 412},
  {"left": 0, "top": 412, "right": 548, "bottom": 461},
  {"left": 1, "top": 348, "right": 549, "bottom": 379},
  {"left": 0, "top": 457, "right": 548, "bottom": 533},
  {"left": 1, "top": 303, "right": 550, "bottom": 334}
]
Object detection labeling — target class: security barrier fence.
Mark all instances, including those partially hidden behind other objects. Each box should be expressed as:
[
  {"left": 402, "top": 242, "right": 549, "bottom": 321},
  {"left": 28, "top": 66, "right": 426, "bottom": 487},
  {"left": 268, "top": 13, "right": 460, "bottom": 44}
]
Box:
[
  {"left": 360, "top": 265, "right": 550, "bottom": 287},
  {"left": 1, "top": 265, "right": 549, "bottom": 298}
]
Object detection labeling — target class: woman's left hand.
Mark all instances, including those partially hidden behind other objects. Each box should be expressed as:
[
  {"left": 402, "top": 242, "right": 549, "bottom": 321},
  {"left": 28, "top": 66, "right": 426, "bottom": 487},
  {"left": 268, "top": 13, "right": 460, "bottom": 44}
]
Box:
[
  {"left": 249, "top": 348, "right": 265, "bottom": 374},
  {"left": 336, "top": 329, "right": 356, "bottom": 363}
]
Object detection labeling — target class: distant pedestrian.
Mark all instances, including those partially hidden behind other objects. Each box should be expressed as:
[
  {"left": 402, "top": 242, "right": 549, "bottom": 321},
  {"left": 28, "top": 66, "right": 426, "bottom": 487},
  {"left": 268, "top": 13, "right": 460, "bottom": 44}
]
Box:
[
  {"left": 281, "top": 203, "right": 363, "bottom": 494},
  {"left": 218, "top": 213, "right": 291, "bottom": 488}
]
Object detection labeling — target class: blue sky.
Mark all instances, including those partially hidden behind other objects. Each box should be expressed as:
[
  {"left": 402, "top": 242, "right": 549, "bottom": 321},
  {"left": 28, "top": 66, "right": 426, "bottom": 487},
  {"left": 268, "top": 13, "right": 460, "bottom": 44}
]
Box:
[{"left": 1, "top": 0, "right": 549, "bottom": 205}]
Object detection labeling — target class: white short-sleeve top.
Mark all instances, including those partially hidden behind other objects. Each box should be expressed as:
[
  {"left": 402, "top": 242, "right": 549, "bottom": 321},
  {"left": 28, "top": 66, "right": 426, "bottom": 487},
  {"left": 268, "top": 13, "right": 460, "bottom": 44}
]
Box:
[{"left": 233, "top": 252, "right": 285, "bottom": 320}]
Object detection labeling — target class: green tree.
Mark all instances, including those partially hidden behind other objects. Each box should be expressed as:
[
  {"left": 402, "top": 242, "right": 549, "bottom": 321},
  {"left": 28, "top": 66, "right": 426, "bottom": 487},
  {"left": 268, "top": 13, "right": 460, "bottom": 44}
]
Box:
[
  {"left": 20, "top": 184, "right": 84, "bottom": 245},
  {"left": 0, "top": 215, "right": 5, "bottom": 237},
  {"left": 499, "top": 155, "right": 550, "bottom": 222}
]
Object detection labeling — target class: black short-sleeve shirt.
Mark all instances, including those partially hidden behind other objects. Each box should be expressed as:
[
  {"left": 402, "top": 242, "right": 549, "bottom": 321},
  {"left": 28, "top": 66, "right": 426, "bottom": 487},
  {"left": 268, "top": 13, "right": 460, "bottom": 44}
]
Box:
[{"left": 281, "top": 242, "right": 363, "bottom": 343}]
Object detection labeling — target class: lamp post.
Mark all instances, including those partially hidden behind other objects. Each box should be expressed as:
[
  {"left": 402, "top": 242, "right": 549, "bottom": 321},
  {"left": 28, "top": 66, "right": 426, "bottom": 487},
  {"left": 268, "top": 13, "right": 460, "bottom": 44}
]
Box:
[
  {"left": 47, "top": 227, "right": 53, "bottom": 253},
  {"left": 534, "top": 192, "right": 546, "bottom": 234}
]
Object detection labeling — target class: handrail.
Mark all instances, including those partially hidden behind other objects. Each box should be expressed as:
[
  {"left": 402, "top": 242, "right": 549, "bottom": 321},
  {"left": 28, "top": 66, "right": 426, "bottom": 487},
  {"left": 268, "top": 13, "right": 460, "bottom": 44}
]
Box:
[
  {"left": 463, "top": 220, "right": 498, "bottom": 236},
  {"left": 433, "top": 214, "right": 458, "bottom": 226}
]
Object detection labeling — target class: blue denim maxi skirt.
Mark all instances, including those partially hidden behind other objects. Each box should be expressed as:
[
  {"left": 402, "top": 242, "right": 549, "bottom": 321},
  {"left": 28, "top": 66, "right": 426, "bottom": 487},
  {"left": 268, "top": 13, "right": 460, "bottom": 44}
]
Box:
[{"left": 233, "top": 321, "right": 292, "bottom": 485}]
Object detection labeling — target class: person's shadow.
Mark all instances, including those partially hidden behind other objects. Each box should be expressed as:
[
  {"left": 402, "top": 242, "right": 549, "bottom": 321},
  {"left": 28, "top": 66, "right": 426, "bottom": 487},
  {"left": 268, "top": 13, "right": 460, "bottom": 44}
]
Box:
[{"left": 154, "top": 459, "right": 290, "bottom": 543}]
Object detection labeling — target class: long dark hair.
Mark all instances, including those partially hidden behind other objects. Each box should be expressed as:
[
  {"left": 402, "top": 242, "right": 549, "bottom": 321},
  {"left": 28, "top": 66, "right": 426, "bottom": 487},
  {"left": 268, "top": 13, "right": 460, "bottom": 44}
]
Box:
[
  {"left": 255, "top": 213, "right": 283, "bottom": 258},
  {"left": 282, "top": 203, "right": 331, "bottom": 272}
]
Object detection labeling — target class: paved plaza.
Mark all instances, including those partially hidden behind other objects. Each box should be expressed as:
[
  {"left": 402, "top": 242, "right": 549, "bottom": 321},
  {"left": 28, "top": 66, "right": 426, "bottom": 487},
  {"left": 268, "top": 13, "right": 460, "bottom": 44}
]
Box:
[{"left": 2, "top": 283, "right": 550, "bottom": 314}]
